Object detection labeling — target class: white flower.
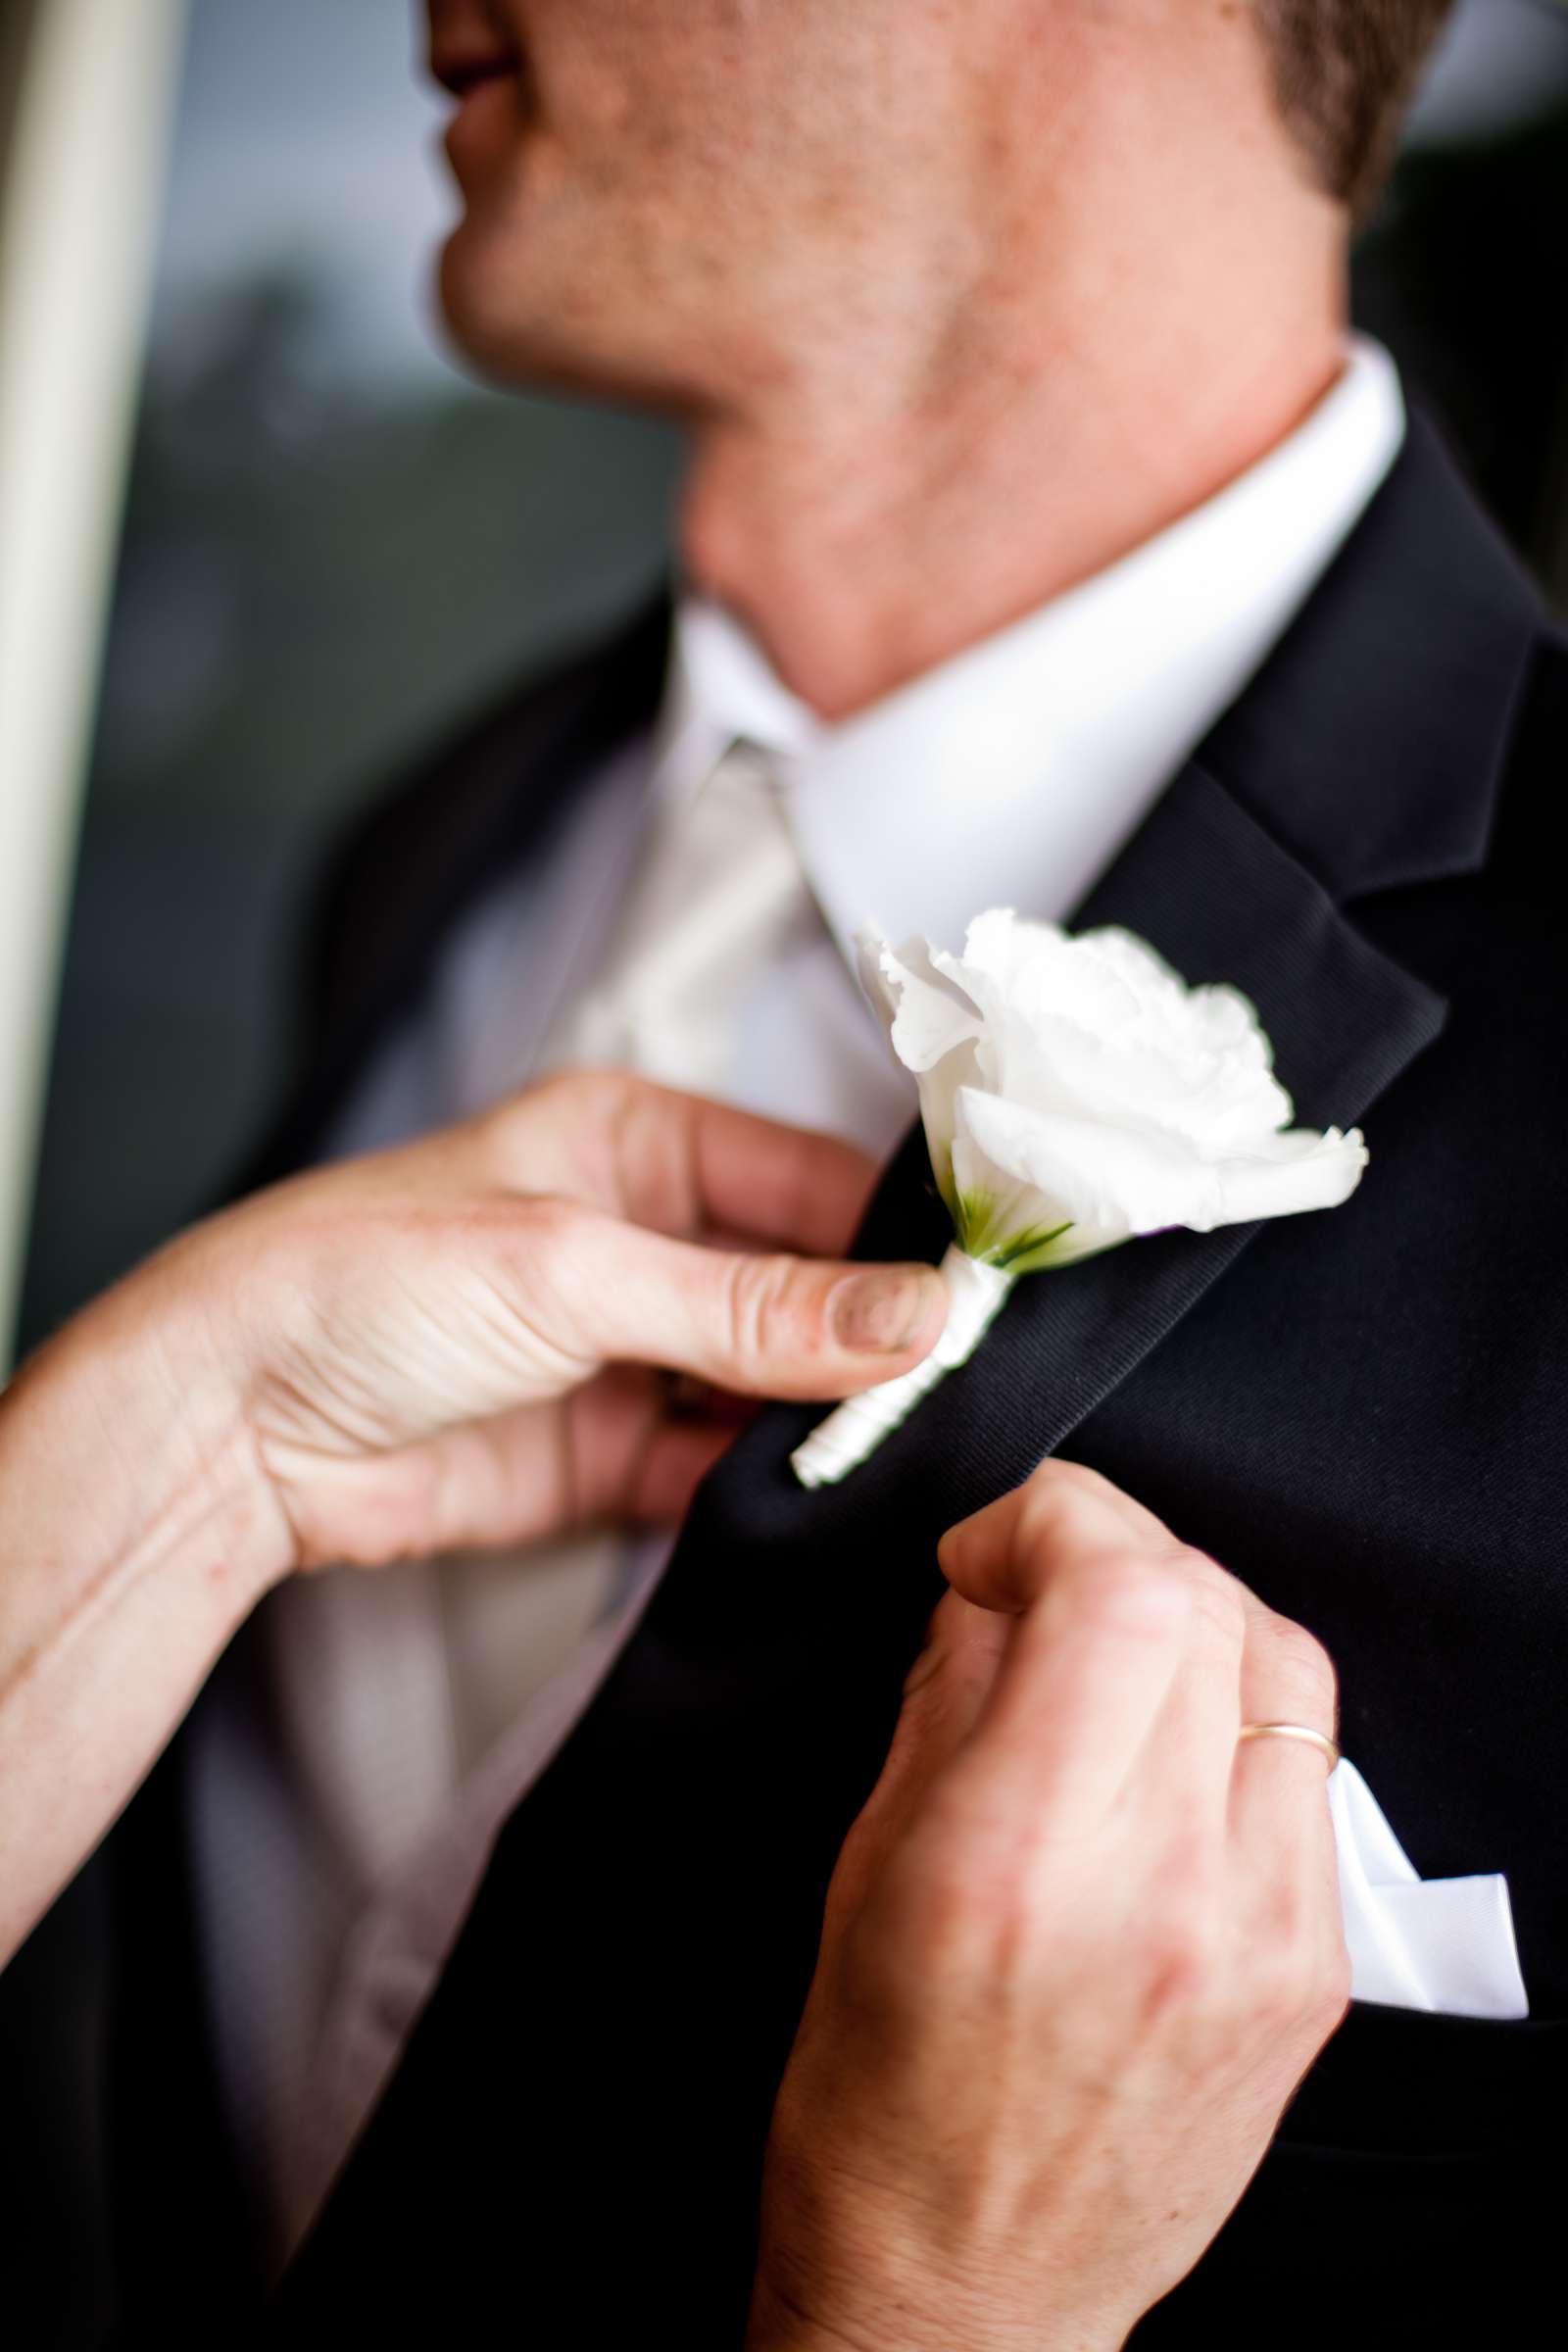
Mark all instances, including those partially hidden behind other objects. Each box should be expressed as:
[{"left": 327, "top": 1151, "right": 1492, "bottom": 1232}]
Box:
[
  {"left": 791, "top": 908, "right": 1368, "bottom": 1488},
  {"left": 858, "top": 909, "right": 1367, "bottom": 1271}
]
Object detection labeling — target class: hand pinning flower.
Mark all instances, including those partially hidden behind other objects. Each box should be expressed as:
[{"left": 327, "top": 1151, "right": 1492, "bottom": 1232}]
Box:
[{"left": 791, "top": 910, "right": 1367, "bottom": 1488}]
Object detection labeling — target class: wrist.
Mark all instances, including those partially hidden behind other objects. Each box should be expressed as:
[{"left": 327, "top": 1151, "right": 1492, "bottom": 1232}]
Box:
[
  {"left": 752, "top": 2137, "right": 1134, "bottom": 2352},
  {"left": 746, "top": 2270, "right": 884, "bottom": 2352},
  {"left": 0, "top": 1244, "right": 294, "bottom": 1964},
  {"left": 7, "top": 1240, "right": 296, "bottom": 1613},
  {"left": 748, "top": 2260, "right": 1128, "bottom": 2352}
]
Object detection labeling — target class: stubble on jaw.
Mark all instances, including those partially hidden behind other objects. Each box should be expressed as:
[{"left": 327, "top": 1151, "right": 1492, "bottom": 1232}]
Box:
[
  {"left": 432, "top": 0, "right": 1348, "bottom": 720},
  {"left": 432, "top": 0, "right": 992, "bottom": 417}
]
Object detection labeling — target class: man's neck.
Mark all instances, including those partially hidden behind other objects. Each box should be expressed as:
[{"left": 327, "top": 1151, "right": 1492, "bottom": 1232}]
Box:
[{"left": 678, "top": 282, "right": 1347, "bottom": 723}]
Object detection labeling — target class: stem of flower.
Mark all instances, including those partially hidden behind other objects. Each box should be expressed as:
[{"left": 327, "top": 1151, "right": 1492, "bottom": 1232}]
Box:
[{"left": 790, "top": 1246, "right": 1014, "bottom": 1489}]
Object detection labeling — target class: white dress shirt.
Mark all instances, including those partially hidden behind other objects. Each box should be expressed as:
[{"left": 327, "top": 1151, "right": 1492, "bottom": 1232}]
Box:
[{"left": 192, "top": 336, "right": 1413, "bottom": 2264}]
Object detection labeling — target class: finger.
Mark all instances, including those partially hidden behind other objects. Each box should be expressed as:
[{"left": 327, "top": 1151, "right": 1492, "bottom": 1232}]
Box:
[
  {"left": 323, "top": 1377, "right": 735, "bottom": 1562},
  {"left": 683, "top": 1089, "right": 883, "bottom": 1254},
  {"left": 941, "top": 1463, "right": 1244, "bottom": 1831},
  {"left": 1237, "top": 1592, "right": 1339, "bottom": 1744},
  {"left": 281, "top": 1401, "right": 574, "bottom": 1565},
  {"left": 667, "top": 1086, "right": 883, "bottom": 1260},
  {"left": 937, "top": 1457, "right": 1176, "bottom": 1615},
  {"left": 625, "top": 1418, "right": 737, "bottom": 1523},
  {"left": 1229, "top": 1596, "right": 1341, "bottom": 1847},
  {"left": 944, "top": 1540, "right": 1195, "bottom": 1831},
  {"left": 494, "top": 1074, "right": 881, "bottom": 1256},
  {"left": 558, "top": 1367, "right": 743, "bottom": 1528},
  {"left": 663, "top": 1375, "right": 760, "bottom": 1430},
  {"left": 1228, "top": 1601, "right": 1347, "bottom": 2009},
  {"left": 535, "top": 1205, "right": 949, "bottom": 1398}
]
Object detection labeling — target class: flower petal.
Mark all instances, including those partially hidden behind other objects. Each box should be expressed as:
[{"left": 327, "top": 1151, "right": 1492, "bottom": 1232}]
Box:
[
  {"left": 1189, "top": 1125, "right": 1370, "bottom": 1226},
  {"left": 861, "top": 912, "right": 1368, "bottom": 1268},
  {"left": 956, "top": 1088, "right": 1174, "bottom": 1246},
  {"left": 956, "top": 1089, "right": 1368, "bottom": 1248},
  {"left": 857, "top": 930, "right": 982, "bottom": 1074}
]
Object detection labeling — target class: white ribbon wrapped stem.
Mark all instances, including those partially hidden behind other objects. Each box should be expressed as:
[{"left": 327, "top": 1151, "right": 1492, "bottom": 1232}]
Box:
[{"left": 791, "top": 1245, "right": 1015, "bottom": 1489}]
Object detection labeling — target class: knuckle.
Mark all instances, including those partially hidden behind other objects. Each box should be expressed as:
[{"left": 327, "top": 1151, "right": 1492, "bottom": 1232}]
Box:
[
  {"left": 486, "top": 1194, "right": 591, "bottom": 1322},
  {"left": 1257, "top": 1611, "right": 1340, "bottom": 1727},
  {"left": 541, "top": 1061, "right": 626, "bottom": 1115},
  {"left": 1024, "top": 1456, "right": 1107, "bottom": 1502},
  {"left": 1075, "top": 1553, "right": 1193, "bottom": 1649},
  {"left": 515, "top": 1063, "right": 582, "bottom": 1114},
  {"left": 1287, "top": 1623, "right": 1339, "bottom": 1712},
  {"left": 608, "top": 1073, "right": 698, "bottom": 1231},
  {"left": 904, "top": 1797, "right": 1029, "bottom": 1959},
  {"left": 510, "top": 1190, "right": 584, "bottom": 1258},
  {"left": 719, "top": 1250, "right": 809, "bottom": 1370},
  {"left": 1139, "top": 1911, "right": 1224, "bottom": 2027},
  {"left": 1017, "top": 1457, "right": 1109, "bottom": 1544},
  {"left": 484, "top": 1066, "right": 589, "bottom": 1152},
  {"left": 1180, "top": 1553, "right": 1249, "bottom": 1648}
]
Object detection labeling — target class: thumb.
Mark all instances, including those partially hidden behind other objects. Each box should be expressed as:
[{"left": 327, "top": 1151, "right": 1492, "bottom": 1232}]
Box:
[
  {"left": 542, "top": 1203, "right": 949, "bottom": 1397},
  {"left": 936, "top": 1458, "right": 1172, "bottom": 1615}
]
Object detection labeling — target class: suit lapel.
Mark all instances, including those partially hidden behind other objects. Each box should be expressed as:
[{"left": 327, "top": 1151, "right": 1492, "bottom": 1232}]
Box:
[{"left": 866, "top": 753, "right": 1446, "bottom": 1493}]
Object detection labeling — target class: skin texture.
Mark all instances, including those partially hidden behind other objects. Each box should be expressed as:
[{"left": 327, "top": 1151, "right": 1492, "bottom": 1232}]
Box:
[
  {"left": 424, "top": 0, "right": 1347, "bottom": 713},
  {"left": 0, "top": 1073, "right": 945, "bottom": 1967}
]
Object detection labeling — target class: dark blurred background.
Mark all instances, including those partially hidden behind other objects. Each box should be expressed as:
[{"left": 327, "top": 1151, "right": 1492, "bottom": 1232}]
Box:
[{"left": 2, "top": 1, "right": 1567, "bottom": 2343}]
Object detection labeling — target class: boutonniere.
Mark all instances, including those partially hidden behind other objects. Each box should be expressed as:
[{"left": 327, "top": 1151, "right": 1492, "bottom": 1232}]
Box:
[{"left": 791, "top": 909, "right": 1368, "bottom": 1488}]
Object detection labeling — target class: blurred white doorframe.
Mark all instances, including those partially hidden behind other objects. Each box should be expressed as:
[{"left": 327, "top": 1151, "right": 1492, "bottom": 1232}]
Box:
[{"left": 0, "top": 0, "right": 187, "bottom": 1370}]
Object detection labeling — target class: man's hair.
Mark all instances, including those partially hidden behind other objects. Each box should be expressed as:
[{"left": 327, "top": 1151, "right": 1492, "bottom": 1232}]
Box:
[{"left": 1253, "top": 1, "right": 1456, "bottom": 220}]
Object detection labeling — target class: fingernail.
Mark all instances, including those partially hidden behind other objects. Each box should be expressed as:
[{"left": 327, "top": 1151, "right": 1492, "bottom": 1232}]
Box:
[{"left": 829, "top": 1266, "right": 937, "bottom": 1354}]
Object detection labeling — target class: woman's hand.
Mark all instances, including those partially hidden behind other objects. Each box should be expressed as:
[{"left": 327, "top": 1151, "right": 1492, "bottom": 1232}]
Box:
[
  {"left": 0, "top": 1070, "right": 944, "bottom": 1964},
  {"left": 202, "top": 1068, "right": 945, "bottom": 1569},
  {"left": 749, "top": 1458, "right": 1348, "bottom": 2352}
]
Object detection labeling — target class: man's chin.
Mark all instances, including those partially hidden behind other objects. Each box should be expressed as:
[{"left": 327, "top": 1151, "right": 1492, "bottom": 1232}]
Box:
[
  {"left": 433, "top": 229, "right": 583, "bottom": 391},
  {"left": 433, "top": 228, "right": 531, "bottom": 380},
  {"left": 432, "top": 233, "right": 693, "bottom": 414}
]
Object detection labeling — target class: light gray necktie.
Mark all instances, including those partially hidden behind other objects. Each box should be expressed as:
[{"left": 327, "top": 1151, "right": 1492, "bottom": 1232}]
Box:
[{"left": 544, "top": 736, "right": 812, "bottom": 1092}]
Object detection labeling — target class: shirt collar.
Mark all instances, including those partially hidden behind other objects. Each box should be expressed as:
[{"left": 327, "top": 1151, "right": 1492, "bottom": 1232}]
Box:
[{"left": 656, "top": 333, "right": 1405, "bottom": 969}]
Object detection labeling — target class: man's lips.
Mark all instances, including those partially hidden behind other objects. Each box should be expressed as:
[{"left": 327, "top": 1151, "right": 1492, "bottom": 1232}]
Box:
[
  {"left": 430, "top": 49, "right": 519, "bottom": 99},
  {"left": 435, "top": 31, "right": 533, "bottom": 184}
]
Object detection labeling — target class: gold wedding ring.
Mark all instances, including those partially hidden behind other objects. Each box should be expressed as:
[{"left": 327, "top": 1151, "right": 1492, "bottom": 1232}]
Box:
[{"left": 1238, "top": 1721, "right": 1340, "bottom": 1772}]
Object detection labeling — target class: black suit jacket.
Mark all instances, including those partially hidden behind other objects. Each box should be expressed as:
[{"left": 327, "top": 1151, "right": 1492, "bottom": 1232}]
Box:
[{"left": 105, "top": 417, "right": 1567, "bottom": 2348}]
